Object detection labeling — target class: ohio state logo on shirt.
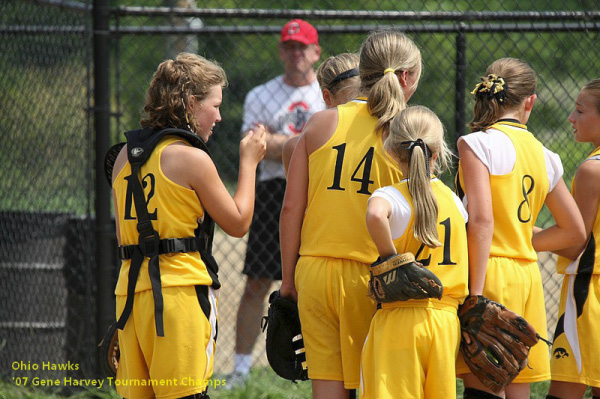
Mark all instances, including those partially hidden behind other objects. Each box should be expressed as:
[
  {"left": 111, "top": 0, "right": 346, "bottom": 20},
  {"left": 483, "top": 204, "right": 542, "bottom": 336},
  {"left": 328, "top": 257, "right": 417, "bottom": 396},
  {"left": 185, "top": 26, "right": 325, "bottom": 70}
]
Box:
[{"left": 287, "top": 101, "right": 310, "bottom": 134}]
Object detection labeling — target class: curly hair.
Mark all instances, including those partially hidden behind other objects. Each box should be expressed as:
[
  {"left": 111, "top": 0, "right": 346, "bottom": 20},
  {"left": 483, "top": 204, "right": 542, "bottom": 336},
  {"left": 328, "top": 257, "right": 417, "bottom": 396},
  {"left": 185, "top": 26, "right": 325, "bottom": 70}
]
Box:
[{"left": 140, "top": 52, "right": 227, "bottom": 133}]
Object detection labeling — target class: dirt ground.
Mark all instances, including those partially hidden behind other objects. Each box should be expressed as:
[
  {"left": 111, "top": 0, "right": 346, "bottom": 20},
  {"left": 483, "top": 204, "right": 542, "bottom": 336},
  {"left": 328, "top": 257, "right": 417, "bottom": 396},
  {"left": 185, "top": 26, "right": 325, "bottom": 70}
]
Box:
[{"left": 212, "top": 230, "right": 271, "bottom": 374}]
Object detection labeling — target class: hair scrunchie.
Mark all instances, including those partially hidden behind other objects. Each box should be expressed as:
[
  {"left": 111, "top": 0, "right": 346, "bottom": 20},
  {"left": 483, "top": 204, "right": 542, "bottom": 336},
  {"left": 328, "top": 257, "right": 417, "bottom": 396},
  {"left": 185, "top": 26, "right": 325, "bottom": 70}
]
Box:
[{"left": 471, "top": 73, "right": 508, "bottom": 104}]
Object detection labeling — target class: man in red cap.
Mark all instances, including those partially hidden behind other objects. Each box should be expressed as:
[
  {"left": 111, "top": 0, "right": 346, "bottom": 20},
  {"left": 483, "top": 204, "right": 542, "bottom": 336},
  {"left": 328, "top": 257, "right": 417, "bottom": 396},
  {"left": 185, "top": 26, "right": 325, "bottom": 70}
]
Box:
[
  {"left": 279, "top": 19, "right": 320, "bottom": 82},
  {"left": 228, "top": 19, "right": 324, "bottom": 388}
]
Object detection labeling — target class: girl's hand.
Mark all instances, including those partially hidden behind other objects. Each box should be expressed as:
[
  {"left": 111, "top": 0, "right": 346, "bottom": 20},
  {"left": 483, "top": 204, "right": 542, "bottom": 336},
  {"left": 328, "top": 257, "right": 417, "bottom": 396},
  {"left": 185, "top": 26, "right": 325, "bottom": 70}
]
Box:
[
  {"left": 240, "top": 124, "right": 267, "bottom": 165},
  {"left": 279, "top": 281, "right": 298, "bottom": 303}
]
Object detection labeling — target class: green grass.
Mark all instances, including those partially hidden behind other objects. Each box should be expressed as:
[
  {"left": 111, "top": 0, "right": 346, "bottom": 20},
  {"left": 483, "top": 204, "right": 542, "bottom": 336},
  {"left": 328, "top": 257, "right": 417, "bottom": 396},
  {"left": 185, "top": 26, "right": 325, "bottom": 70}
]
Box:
[
  {"left": 1, "top": 369, "right": 595, "bottom": 398},
  {"left": 0, "top": 378, "right": 119, "bottom": 399}
]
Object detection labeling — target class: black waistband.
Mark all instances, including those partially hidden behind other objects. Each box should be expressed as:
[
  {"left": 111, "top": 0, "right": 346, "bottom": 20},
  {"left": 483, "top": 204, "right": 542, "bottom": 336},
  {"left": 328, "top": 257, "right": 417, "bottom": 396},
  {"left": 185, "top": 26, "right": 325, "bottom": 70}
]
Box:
[{"left": 118, "top": 237, "right": 199, "bottom": 260}]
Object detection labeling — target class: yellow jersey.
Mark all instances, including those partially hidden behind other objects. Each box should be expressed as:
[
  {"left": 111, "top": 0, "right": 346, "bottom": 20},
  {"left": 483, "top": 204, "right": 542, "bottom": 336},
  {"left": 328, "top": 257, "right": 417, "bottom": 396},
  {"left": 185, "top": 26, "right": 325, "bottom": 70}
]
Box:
[
  {"left": 386, "top": 179, "right": 469, "bottom": 305},
  {"left": 299, "top": 98, "right": 402, "bottom": 263},
  {"left": 457, "top": 121, "right": 549, "bottom": 261},
  {"left": 557, "top": 146, "right": 600, "bottom": 274},
  {"left": 113, "top": 137, "right": 213, "bottom": 295}
]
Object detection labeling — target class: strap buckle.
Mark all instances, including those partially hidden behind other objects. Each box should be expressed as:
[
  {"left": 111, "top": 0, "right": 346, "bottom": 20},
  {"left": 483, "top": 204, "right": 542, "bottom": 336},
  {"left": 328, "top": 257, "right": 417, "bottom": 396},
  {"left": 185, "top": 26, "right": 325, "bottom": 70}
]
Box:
[
  {"left": 117, "top": 246, "right": 131, "bottom": 260},
  {"left": 137, "top": 221, "right": 159, "bottom": 258},
  {"left": 162, "top": 237, "right": 195, "bottom": 254}
]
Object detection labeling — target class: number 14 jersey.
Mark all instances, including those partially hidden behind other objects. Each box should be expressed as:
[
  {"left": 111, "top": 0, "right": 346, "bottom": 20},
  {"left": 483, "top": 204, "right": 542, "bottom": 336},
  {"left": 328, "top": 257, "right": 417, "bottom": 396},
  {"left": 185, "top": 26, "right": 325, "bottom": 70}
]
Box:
[{"left": 299, "top": 98, "right": 402, "bottom": 263}]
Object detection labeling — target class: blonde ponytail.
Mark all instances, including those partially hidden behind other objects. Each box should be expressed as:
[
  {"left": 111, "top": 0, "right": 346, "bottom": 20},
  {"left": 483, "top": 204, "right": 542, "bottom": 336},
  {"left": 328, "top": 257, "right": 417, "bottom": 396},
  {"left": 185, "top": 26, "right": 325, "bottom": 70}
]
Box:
[
  {"left": 385, "top": 106, "right": 450, "bottom": 248},
  {"left": 359, "top": 30, "right": 422, "bottom": 135},
  {"left": 408, "top": 142, "right": 440, "bottom": 247}
]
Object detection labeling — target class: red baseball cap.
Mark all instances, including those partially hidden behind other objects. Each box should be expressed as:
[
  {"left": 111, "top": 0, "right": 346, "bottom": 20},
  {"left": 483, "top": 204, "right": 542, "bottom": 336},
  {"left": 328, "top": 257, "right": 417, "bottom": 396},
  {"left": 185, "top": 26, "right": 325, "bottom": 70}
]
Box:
[{"left": 280, "top": 19, "right": 318, "bottom": 45}]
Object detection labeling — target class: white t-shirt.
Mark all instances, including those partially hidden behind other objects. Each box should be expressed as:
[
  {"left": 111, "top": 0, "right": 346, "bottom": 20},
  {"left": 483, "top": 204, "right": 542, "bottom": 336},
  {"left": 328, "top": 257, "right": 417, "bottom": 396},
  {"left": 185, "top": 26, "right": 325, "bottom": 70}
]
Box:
[
  {"left": 370, "top": 179, "right": 469, "bottom": 240},
  {"left": 241, "top": 75, "right": 325, "bottom": 181},
  {"left": 459, "top": 127, "right": 563, "bottom": 206}
]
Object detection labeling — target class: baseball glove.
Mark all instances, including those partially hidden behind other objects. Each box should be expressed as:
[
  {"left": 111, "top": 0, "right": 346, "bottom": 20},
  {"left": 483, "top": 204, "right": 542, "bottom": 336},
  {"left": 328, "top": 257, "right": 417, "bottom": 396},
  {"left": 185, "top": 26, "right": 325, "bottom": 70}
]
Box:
[
  {"left": 104, "top": 142, "right": 126, "bottom": 187},
  {"left": 367, "top": 252, "right": 443, "bottom": 303},
  {"left": 261, "top": 290, "right": 308, "bottom": 382},
  {"left": 98, "top": 321, "right": 119, "bottom": 378},
  {"left": 458, "top": 295, "right": 551, "bottom": 393}
]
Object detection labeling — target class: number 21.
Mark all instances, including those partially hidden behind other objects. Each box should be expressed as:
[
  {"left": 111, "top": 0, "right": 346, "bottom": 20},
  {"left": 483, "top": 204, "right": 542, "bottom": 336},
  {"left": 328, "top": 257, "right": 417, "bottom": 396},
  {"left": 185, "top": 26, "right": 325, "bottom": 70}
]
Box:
[{"left": 415, "top": 217, "right": 456, "bottom": 266}]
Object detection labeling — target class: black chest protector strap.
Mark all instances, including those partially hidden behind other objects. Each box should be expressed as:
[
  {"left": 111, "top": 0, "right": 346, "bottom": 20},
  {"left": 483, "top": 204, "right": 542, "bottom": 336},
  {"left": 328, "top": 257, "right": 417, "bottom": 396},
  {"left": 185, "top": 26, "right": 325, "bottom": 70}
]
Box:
[{"left": 112, "top": 127, "right": 220, "bottom": 337}]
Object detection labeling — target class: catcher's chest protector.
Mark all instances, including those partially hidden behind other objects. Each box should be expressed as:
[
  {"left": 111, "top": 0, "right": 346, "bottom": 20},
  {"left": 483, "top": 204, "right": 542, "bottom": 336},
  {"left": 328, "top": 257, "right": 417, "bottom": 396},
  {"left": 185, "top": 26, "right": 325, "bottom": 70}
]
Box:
[{"left": 107, "top": 127, "right": 220, "bottom": 337}]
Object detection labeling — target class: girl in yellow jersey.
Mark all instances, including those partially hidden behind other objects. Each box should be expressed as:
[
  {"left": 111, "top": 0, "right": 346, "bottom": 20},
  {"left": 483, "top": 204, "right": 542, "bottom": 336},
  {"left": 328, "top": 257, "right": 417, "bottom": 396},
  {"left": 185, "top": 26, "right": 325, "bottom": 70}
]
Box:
[
  {"left": 111, "top": 53, "right": 265, "bottom": 399},
  {"left": 545, "top": 79, "right": 600, "bottom": 399},
  {"left": 282, "top": 52, "right": 360, "bottom": 176},
  {"left": 280, "top": 30, "right": 422, "bottom": 399},
  {"left": 360, "top": 106, "right": 469, "bottom": 399},
  {"left": 455, "top": 58, "right": 585, "bottom": 399}
]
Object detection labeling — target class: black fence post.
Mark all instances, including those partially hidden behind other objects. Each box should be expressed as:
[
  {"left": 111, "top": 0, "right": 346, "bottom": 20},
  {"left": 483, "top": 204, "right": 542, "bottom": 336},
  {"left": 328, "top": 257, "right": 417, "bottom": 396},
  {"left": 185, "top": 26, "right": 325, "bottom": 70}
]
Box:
[
  {"left": 64, "top": 216, "right": 96, "bottom": 381},
  {"left": 455, "top": 25, "right": 467, "bottom": 143},
  {"left": 93, "top": 0, "right": 114, "bottom": 372}
]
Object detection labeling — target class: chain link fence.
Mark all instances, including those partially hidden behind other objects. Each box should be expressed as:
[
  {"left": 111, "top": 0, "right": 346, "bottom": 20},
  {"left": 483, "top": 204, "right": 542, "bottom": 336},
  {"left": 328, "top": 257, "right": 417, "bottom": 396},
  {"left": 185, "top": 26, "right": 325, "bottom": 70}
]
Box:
[
  {"left": 0, "top": 0, "right": 97, "bottom": 386},
  {"left": 1, "top": 0, "right": 599, "bottom": 388}
]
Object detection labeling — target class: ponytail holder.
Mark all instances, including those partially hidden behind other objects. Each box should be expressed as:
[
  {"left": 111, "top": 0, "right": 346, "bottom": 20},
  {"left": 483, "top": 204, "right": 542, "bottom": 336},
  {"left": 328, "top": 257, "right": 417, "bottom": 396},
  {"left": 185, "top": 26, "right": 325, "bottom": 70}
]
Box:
[
  {"left": 471, "top": 74, "right": 508, "bottom": 104},
  {"left": 384, "top": 68, "right": 396, "bottom": 75},
  {"left": 400, "top": 138, "right": 432, "bottom": 177}
]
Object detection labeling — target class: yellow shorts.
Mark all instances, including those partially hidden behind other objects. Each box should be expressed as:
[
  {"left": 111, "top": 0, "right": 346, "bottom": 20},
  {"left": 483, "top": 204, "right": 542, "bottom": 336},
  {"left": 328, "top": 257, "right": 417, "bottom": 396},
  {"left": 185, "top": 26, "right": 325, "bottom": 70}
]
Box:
[
  {"left": 360, "top": 301, "right": 461, "bottom": 399},
  {"left": 551, "top": 274, "right": 600, "bottom": 387},
  {"left": 456, "top": 256, "right": 550, "bottom": 383},
  {"left": 115, "top": 285, "right": 218, "bottom": 399},
  {"left": 295, "top": 256, "right": 376, "bottom": 389}
]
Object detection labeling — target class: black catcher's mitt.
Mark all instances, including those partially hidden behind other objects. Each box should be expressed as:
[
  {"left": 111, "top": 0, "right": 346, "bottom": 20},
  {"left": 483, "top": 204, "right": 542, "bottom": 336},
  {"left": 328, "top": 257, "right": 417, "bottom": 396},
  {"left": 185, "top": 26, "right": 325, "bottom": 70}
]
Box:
[
  {"left": 261, "top": 290, "right": 308, "bottom": 382},
  {"left": 458, "top": 295, "right": 551, "bottom": 393},
  {"left": 98, "top": 321, "right": 119, "bottom": 378},
  {"left": 367, "top": 252, "right": 443, "bottom": 303},
  {"left": 104, "top": 142, "right": 126, "bottom": 187}
]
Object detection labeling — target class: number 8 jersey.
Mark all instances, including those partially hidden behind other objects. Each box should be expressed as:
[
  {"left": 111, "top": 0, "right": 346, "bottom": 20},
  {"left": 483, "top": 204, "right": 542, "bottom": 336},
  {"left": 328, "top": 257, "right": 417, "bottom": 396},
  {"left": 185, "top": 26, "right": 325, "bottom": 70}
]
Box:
[
  {"left": 456, "top": 120, "right": 563, "bottom": 261},
  {"left": 299, "top": 98, "right": 403, "bottom": 263}
]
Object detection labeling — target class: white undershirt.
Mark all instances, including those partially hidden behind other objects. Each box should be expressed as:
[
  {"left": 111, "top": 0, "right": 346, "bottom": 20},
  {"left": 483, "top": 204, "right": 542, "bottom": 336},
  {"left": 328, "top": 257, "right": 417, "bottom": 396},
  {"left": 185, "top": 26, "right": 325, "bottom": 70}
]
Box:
[
  {"left": 459, "top": 127, "right": 563, "bottom": 190},
  {"left": 369, "top": 179, "right": 469, "bottom": 240}
]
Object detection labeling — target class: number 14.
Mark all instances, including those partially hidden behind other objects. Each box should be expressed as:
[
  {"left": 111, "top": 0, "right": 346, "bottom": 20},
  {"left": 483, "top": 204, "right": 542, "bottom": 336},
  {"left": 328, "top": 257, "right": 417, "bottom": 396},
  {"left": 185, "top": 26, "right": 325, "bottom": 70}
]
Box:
[{"left": 327, "top": 143, "right": 375, "bottom": 195}]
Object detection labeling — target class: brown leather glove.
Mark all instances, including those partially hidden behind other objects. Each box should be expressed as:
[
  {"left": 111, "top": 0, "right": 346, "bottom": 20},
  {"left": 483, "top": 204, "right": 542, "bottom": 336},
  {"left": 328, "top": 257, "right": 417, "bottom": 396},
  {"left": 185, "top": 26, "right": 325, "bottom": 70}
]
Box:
[{"left": 458, "top": 295, "right": 549, "bottom": 393}]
